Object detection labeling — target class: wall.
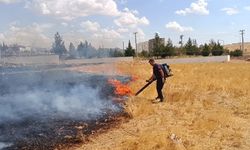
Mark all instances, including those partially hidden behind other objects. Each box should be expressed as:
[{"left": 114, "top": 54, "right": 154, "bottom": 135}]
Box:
[
  {"left": 0, "top": 55, "right": 59, "bottom": 65},
  {"left": 156, "top": 55, "right": 230, "bottom": 64}
]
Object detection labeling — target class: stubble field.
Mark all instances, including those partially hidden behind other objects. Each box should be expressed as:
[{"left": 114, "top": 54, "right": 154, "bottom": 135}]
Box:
[{"left": 72, "top": 60, "right": 250, "bottom": 150}]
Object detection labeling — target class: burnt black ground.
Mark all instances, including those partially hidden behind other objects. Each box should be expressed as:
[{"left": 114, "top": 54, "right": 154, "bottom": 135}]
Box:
[{"left": 0, "top": 66, "right": 130, "bottom": 150}]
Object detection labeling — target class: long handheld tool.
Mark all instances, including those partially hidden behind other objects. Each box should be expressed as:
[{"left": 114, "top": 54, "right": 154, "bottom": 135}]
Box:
[
  {"left": 135, "top": 80, "right": 155, "bottom": 96},
  {"left": 135, "top": 74, "right": 173, "bottom": 96}
]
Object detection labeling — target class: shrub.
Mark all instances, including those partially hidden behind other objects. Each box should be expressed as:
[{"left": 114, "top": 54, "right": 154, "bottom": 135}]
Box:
[
  {"left": 201, "top": 44, "right": 210, "bottom": 56},
  {"left": 230, "top": 49, "right": 243, "bottom": 57}
]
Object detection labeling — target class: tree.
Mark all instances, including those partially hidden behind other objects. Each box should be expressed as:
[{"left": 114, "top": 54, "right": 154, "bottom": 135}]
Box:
[
  {"left": 77, "top": 41, "right": 97, "bottom": 58},
  {"left": 109, "top": 49, "right": 124, "bottom": 57},
  {"left": 185, "top": 38, "right": 193, "bottom": 55},
  {"left": 124, "top": 40, "right": 135, "bottom": 57},
  {"left": 211, "top": 42, "right": 224, "bottom": 56},
  {"left": 184, "top": 38, "right": 200, "bottom": 55},
  {"left": 68, "top": 42, "right": 77, "bottom": 58},
  {"left": 152, "top": 33, "right": 164, "bottom": 58},
  {"left": 192, "top": 39, "right": 200, "bottom": 55},
  {"left": 230, "top": 49, "right": 243, "bottom": 57},
  {"left": 0, "top": 42, "right": 8, "bottom": 57},
  {"left": 52, "top": 32, "right": 67, "bottom": 57},
  {"left": 162, "top": 38, "right": 175, "bottom": 57},
  {"left": 77, "top": 42, "right": 85, "bottom": 58},
  {"left": 201, "top": 43, "right": 210, "bottom": 56}
]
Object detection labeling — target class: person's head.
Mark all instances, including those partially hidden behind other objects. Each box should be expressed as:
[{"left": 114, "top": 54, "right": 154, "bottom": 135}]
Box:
[{"left": 148, "top": 58, "right": 155, "bottom": 66}]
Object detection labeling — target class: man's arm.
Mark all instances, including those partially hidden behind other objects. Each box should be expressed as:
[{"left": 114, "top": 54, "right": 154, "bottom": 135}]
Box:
[{"left": 147, "top": 74, "right": 155, "bottom": 82}]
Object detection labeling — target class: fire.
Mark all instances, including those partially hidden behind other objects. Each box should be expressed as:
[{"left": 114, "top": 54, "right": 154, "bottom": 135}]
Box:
[{"left": 108, "top": 79, "right": 132, "bottom": 96}]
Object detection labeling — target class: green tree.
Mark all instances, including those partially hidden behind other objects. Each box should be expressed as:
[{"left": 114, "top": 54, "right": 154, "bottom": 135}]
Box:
[
  {"left": 211, "top": 42, "right": 224, "bottom": 56},
  {"left": 152, "top": 33, "right": 164, "bottom": 58},
  {"left": 201, "top": 43, "right": 210, "bottom": 56},
  {"left": 52, "top": 32, "right": 67, "bottom": 57},
  {"left": 124, "top": 40, "right": 135, "bottom": 57},
  {"left": 192, "top": 39, "right": 200, "bottom": 55},
  {"left": 185, "top": 37, "right": 193, "bottom": 55},
  {"left": 230, "top": 49, "right": 243, "bottom": 57},
  {"left": 162, "top": 38, "right": 175, "bottom": 57}
]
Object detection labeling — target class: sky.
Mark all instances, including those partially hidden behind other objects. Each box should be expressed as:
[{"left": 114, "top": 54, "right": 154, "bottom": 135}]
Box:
[{"left": 0, "top": 0, "right": 249, "bottom": 49}]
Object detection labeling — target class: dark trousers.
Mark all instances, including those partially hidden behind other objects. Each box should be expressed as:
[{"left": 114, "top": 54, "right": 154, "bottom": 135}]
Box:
[{"left": 156, "top": 79, "right": 164, "bottom": 100}]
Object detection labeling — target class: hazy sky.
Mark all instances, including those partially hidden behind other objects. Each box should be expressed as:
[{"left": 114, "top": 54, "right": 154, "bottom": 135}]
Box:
[{"left": 0, "top": 0, "right": 249, "bottom": 48}]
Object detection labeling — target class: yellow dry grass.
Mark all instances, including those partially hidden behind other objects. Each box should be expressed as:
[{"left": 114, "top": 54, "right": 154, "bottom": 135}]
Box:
[{"left": 71, "top": 60, "right": 250, "bottom": 150}]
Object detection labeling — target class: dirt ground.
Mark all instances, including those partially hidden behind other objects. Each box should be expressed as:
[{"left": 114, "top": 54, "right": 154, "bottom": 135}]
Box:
[{"left": 69, "top": 60, "right": 250, "bottom": 150}]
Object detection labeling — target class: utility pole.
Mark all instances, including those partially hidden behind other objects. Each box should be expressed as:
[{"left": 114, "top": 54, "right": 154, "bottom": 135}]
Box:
[
  {"left": 122, "top": 41, "right": 124, "bottom": 51},
  {"left": 179, "top": 35, "right": 184, "bottom": 47},
  {"left": 240, "top": 30, "right": 245, "bottom": 52},
  {"left": 134, "top": 32, "right": 138, "bottom": 56}
]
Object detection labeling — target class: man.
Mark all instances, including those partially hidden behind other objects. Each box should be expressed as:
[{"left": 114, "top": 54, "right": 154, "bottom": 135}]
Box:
[{"left": 147, "top": 58, "right": 165, "bottom": 102}]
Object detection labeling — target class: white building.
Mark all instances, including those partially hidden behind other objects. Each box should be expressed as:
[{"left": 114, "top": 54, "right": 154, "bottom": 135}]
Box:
[
  {"left": 137, "top": 41, "right": 149, "bottom": 52},
  {"left": 137, "top": 38, "right": 165, "bottom": 53}
]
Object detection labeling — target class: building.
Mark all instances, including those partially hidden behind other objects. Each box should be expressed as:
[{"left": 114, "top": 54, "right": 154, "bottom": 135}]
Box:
[
  {"left": 148, "top": 38, "right": 165, "bottom": 53},
  {"left": 137, "top": 38, "right": 165, "bottom": 53},
  {"left": 137, "top": 41, "right": 149, "bottom": 52}
]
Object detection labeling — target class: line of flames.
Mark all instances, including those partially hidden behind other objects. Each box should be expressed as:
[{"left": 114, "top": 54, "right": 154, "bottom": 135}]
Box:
[{"left": 108, "top": 79, "right": 132, "bottom": 96}]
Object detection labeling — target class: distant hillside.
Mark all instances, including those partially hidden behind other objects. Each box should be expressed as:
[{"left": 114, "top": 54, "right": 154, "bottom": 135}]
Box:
[{"left": 224, "top": 42, "right": 250, "bottom": 53}]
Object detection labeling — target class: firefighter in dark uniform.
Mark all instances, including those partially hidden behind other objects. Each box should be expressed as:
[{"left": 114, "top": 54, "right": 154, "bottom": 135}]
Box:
[{"left": 147, "top": 58, "right": 165, "bottom": 102}]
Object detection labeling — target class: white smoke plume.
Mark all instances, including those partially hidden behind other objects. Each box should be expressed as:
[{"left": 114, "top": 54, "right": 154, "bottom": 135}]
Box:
[{"left": 0, "top": 70, "right": 122, "bottom": 124}]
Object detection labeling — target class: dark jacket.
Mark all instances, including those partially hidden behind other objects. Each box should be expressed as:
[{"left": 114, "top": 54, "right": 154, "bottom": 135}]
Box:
[{"left": 153, "top": 64, "right": 163, "bottom": 80}]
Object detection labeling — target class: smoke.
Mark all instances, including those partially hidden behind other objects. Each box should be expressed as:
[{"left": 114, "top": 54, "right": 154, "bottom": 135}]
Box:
[
  {"left": 0, "top": 69, "right": 122, "bottom": 124},
  {"left": 0, "top": 142, "right": 12, "bottom": 150},
  {"left": 0, "top": 84, "right": 118, "bottom": 123}
]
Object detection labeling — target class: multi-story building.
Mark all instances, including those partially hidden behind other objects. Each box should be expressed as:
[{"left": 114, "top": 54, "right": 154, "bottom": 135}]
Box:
[
  {"left": 137, "top": 38, "right": 165, "bottom": 53},
  {"left": 137, "top": 41, "right": 149, "bottom": 52},
  {"left": 148, "top": 38, "right": 165, "bottom": 53}
]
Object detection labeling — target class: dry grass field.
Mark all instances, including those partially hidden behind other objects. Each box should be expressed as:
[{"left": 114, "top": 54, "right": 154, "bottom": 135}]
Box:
[{"left": 72, "top": 60, "right": 250, "bottom": 150}]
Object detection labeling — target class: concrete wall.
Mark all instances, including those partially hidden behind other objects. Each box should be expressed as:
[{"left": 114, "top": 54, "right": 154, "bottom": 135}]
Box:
[
  {"left": 65, "top": 56, "right": 229, "bottom": 65},
  {"left": 0, "top": 55, "right": 59, "bottom": 65},
  {"left": 156, "top": 55, "right": 230, "bottom": 64},
  {"left": 64, "top": 57, "right": 134, "bottom": 65},
  {"left": 0, "top": 55, "right": 230, "bottom": 65}
]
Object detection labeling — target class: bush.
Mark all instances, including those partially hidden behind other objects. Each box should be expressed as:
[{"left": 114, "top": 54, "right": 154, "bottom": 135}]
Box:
[
  {"left": 211, "top": 49, "right": 224, "bottom": 56},
  {"left": 230, "top": 49, "right": 243, "bottom": 57},
  {"left": 201, "top": 44, "right": 210, "bottom": 56},
  {"left": 201, "top": 50, "right": 210, "bottom": 56}
]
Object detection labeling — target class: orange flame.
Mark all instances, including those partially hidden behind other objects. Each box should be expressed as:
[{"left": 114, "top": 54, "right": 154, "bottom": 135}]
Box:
[{"left": 108, "top": 79, "right": 132, "bottom": 96}]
